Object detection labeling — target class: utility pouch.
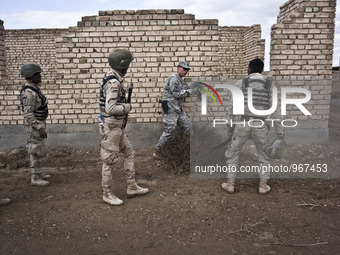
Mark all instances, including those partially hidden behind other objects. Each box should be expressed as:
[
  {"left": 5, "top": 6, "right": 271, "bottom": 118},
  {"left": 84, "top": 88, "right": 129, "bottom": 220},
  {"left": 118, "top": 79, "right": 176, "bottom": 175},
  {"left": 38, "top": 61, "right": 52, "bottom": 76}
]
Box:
[{"left": 160, "top": 100, "right": 169, "bottom": 113}]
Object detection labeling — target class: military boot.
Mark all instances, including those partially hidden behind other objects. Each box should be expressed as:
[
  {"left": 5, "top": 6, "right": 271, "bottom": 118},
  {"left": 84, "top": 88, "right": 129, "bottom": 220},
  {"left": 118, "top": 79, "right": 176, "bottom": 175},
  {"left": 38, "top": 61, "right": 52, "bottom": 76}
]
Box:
[
  {"left": 127, "top": 183, "right": 149, "bottom": 198},
  {"left": 259, "top": 178, "right": 271, "bottom": 195},
  {"left": 102, "top": 188, "right": 124, "bottom": 206},
  {"left": 31, "top": 174, "right": 50, "bottom": 186},
  {"left": 102, "top": 175, "right": 123, "bottom": 206},
  {"left": 221, "top": 178, "right": 235, "bottom": 194}
]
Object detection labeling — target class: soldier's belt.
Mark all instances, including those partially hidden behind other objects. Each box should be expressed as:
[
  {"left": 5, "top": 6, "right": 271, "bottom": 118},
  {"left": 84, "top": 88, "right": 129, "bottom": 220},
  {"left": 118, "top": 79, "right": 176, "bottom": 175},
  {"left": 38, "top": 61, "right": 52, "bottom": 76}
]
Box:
[{"left": 102, "top": 116, "right": 124, "bottom": 124}]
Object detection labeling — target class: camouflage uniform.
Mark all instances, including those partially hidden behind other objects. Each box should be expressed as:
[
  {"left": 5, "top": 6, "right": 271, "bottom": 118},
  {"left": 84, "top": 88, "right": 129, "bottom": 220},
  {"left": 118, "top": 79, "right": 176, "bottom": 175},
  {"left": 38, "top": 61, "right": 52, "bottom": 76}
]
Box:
[
  {"left": 20, "top": 79, "right": 49, "bottom": 185},
  {"left": 222, "top": 65, "right": 284, "bottom": 194},
  {"left": 99, "top": 69, "right": 135, "bottom": 187},
  {"left": 225, "top": 72, "right": 284, "bottom": 177},
  {"left": 99, "top": 51, "right": 149, "bottom": 206},
  {"left": 155, "top": 72, "right": 192, "bottom": 152}
]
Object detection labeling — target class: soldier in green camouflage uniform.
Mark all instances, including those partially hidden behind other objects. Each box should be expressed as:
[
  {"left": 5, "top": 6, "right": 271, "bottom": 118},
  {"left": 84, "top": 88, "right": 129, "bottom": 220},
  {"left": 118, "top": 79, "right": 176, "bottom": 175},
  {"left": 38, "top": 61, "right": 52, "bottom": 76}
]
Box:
[
  {"left": 221, "top": 58, "right": 284, "bottom": 195},
  {"left": 99, "top": 48, "right": 149, "bottom": 206},
  {"left": 153, "top": 61, "right": 196, "bottom": 159},
  {"left": 19, "top": 63, "right": 50, "bottom": 186}
]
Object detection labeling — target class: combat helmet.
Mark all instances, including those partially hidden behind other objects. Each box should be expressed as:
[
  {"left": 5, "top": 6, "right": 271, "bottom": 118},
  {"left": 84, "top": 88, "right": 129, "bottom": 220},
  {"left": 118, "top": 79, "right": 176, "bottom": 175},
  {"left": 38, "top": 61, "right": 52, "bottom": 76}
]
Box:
[
  {"left": 108, "top": 49, "right": 134, "bottom": 69},
  {"left": 21, "top": 63, "right": 42, "bottom": 78}
]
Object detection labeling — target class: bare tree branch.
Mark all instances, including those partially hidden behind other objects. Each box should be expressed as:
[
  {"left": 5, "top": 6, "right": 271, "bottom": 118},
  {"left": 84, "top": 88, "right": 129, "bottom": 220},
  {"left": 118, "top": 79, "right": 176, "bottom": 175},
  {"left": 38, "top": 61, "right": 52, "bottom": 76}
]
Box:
[{"left": 228, "top": 221, "right": 263, "bottom": 234}]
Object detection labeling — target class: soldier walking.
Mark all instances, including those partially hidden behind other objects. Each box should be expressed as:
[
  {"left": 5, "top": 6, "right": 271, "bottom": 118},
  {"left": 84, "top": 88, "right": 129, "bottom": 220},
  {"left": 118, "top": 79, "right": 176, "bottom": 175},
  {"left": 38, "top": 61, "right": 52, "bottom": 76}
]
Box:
[
  {"left": 99, "top": 48, "right": 149, "bottom": 206},
  {"left": 153, "top": 61, "right": 197, "bottom": 159},
  {"left": 19, "top": 63, "right": 50, "bottom": 186}
]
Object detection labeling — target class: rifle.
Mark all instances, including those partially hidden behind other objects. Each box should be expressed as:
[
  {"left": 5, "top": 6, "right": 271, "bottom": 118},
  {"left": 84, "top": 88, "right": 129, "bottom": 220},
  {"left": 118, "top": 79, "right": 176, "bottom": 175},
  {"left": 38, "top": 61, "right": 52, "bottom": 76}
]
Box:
[
  {"left": 121, "top": 83, "right": 133, "bottom": 129},
  {"left": 209, "top": 126, "right": 234, "bottom": 153}
]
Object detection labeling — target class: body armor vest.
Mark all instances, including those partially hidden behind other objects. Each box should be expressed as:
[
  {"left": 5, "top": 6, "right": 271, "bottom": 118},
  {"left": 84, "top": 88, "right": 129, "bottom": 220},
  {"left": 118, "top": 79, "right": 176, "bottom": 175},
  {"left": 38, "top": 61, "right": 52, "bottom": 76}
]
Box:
[
  {"left": 99, "top": 75, "right": 126, "bottom": 118},
  {"left": 20, "top": 86, "right": 48, "bottom": 121},
  {"left": 242, "top": 78, "right": 271, "bottom": 109}
]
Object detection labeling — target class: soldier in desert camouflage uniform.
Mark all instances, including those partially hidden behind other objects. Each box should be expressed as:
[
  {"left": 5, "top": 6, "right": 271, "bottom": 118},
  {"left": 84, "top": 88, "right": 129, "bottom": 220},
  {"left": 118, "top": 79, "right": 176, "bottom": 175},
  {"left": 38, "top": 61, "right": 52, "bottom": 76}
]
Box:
[
  {"left": 221, "top": 58, "right": 284, "bottom": 195},
  {"left": 19, "top": 63, "right": 50, "bottom": 186},
  {"left": 99, "top": 48, "right": 149, "bottom": 206},
  {"left": 153, "top": 61, "right": 197, "bottom": 159}
]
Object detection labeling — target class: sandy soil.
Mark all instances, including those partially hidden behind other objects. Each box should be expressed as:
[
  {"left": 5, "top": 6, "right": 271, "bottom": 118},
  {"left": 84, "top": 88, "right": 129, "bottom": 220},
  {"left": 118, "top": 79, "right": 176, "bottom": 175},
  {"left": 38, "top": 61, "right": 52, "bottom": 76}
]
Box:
[{"left": 0, "top": 104, "right": 339, "bottom": 255}]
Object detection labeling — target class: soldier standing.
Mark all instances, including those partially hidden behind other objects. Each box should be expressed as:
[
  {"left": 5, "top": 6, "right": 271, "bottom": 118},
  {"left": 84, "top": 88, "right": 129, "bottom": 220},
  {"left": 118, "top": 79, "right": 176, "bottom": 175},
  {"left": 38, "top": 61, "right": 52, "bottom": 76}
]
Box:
[
  {"left": 153, "top": 61, "right": 196, "bottom": 159},
  {"left": 19, "top": 63, "right": 50, "bottom": 186},
  {"left": 221, "top": 58, "right": 284, "bottom": 195},
  {"left": 99, "top": 48, "right": 149, "bottom": 206}
]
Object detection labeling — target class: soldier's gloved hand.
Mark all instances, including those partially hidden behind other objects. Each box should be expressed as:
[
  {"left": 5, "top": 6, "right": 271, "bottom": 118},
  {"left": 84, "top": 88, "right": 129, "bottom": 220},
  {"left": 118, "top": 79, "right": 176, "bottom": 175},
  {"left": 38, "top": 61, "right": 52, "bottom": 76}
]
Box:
[
  {"left": 188, "top": 88, "right": 202, "bottom": 100},
  {"left": 187, "top": 88, "right": 194, "bottom": 94},
  {"left": 38, "top": 128, "right": 47, "bottom": 139},
  {"left": 190, "top": 82, "right": 203, "bottom": 89}
]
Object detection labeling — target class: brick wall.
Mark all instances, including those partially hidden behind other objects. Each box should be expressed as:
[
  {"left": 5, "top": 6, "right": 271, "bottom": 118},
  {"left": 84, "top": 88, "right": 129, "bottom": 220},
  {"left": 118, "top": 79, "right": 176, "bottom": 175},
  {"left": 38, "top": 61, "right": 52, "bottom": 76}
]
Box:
[
  {"left": 270, "top": 0, "right": 336, "bottom": 130},
  {"left": 0, "top": 19, "right": 6, "bottom": 81},
  {"left": 244, "top": 25, "right": 265, "bottom": 69},
  {"left": 217, "top": 25, "right": 264, "bottom": 78},
  {"left": 5, "top": 28, "right": 67, "bottom": 83},
  {"left": 271, "top": 0, "right": 336, "bottom": 80},
  {"left": 0, "top": 9, "right": 264, "bottom": 126},
  {"left": 0, "top": 2, "right": 337, "bottom": 141}
]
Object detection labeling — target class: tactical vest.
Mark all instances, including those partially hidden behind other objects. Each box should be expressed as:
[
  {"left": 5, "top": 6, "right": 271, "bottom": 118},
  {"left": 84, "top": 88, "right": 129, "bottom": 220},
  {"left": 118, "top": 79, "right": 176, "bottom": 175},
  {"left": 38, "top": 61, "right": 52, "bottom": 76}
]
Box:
[
  {"left": 242, "top": 78, "right": 271, "bottom": 109},
  {"left": 20, "top": 86, "right": 48, "bottom": 121},
  {"left": 99, "top": 75, "right": 126, "bottom": 117}
]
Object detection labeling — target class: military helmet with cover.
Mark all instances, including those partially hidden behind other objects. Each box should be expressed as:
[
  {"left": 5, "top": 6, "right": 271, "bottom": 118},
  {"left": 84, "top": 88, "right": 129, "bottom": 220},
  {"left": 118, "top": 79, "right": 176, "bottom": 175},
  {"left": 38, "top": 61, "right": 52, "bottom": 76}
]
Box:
[
  {"left": 21, "top": 63, "right": 42, "bottom": 78},
  {"left": 108, "top": 48, "right": 134, "bottom": 69}
]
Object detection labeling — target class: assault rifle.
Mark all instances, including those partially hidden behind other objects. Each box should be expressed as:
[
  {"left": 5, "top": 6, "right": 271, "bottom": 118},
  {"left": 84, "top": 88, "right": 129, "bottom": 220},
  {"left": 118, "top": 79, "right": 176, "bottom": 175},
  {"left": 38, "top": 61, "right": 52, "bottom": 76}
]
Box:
[{"left": 122, "top": 83, "right": 133, "bottom": 129}]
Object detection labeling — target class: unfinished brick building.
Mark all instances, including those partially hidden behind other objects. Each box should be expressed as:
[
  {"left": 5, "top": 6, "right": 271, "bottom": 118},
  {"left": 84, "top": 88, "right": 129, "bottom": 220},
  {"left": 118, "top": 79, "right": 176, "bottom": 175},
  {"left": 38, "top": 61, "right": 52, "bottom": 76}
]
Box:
[{"left": 0, "top": 0, "right": 337, "bottom": 149}]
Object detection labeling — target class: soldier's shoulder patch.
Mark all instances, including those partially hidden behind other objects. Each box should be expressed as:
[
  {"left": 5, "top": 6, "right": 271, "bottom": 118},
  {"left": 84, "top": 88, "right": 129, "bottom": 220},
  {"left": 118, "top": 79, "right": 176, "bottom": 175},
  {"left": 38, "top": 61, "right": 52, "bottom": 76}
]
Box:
[
  {"left": 173, "top": 85, "right": 181, "bottom": 92},
  {"left": 111, "top": 87, "right": 119, "bottom": 92}
]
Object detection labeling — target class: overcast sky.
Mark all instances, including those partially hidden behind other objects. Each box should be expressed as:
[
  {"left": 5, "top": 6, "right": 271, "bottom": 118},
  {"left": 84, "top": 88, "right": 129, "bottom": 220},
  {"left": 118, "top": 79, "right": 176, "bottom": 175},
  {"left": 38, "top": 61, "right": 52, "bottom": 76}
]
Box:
[{"left": 0, "top": 0, "right": 339, "bottom": 70}]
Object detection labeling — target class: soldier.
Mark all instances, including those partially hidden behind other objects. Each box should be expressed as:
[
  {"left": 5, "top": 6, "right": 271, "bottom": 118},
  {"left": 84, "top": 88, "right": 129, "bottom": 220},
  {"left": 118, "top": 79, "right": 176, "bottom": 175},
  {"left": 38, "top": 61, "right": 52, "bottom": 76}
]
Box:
[
  {"left": 99, "top": 48, "right": 149, "bottom": 206},
  {"left": 221, "top": 58, "right": 284, "bottom": 195},
  {"left": 19, "top": 63, "right": 50, "bottom": 186},
  {"left": 153, "top": 61, "right": 196, "bottom": 159}
]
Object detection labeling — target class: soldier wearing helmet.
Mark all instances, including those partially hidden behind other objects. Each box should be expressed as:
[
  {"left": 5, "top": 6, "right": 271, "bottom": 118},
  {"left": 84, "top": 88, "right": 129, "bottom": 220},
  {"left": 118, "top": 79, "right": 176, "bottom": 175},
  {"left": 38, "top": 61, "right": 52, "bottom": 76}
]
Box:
[
  {"left": 19, "top": 63, "right": 50, "bottom": 186},
  {"left": 98, "top": 48, "right": 149, "bottom": 206}
]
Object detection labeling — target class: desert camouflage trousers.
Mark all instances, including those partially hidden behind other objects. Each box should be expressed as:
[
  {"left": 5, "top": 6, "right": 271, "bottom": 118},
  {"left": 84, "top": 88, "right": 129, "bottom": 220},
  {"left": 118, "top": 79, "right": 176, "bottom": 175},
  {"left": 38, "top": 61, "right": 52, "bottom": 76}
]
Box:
[
  {"left": 155, "top": 111, "right": 191, "bottom": 151},
  {"left": 225, "top": 122, "right": 270, "bottom": 179},
  {"left": 25, "top": 124, "right": 46, "bottom": 174},
  {"left": 99, "top": 123, "right": 135, "bottom": 188}
]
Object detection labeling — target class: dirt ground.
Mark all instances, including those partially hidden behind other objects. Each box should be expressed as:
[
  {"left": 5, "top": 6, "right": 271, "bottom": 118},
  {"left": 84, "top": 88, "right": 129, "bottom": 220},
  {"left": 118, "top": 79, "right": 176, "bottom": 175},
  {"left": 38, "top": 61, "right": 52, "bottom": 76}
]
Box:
[{"left": 1, "top": 104, "right": 340, "bottom": 255}]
